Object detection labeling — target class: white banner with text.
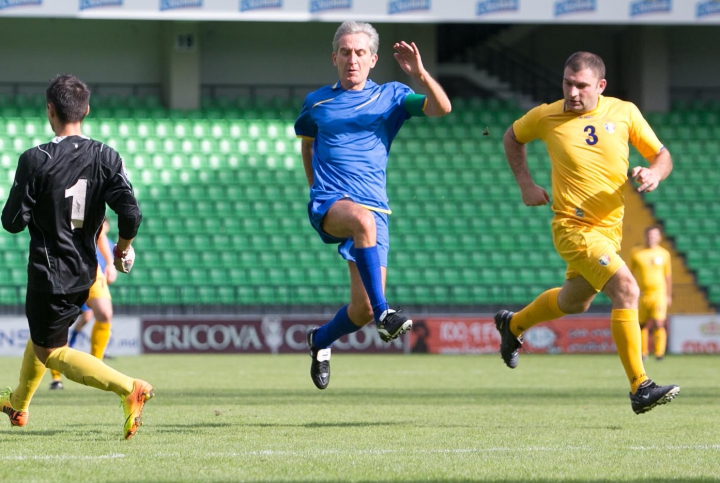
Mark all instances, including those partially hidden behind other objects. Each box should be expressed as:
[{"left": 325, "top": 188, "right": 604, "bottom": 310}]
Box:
[
  {"left": 0, "top": 317, "right": 141, "bottom": 356},
  {"left": 668, "top": 314, "right": 720, "bottom": 354},
  {"left": 0, "top": 1, "right": 717, "bottom": 24}
]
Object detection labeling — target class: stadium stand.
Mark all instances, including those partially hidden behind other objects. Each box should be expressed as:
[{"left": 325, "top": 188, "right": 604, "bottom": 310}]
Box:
[{"left": 0, "top": 94, "right": 715, "bottom": 308}]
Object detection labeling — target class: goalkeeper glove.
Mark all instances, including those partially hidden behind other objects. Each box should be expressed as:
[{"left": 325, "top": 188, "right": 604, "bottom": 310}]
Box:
[{"left": 113, "top": 245, "right": 136, "bottom": 274}]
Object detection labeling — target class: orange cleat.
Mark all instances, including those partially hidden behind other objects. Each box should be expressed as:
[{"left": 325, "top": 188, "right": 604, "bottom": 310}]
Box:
[
  {"left": 121, "top": 379, "right": 154, "bottom": 440},
  {"left": 1, "top": 387, "right": 28, "bottom": 427}
]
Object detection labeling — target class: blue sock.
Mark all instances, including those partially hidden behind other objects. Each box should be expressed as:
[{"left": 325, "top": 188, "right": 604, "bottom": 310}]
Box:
[
  {"left": 354, "top": 246, "right": 389, "bottom": 322},
  {"left": 68, "top": 329, "right": 80, "bottom": 348},
  {"left": 313, "top": 305, "right": 362, "bottom": 349}
]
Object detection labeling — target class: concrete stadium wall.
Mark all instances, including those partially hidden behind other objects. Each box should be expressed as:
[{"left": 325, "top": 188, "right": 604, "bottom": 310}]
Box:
[
  {"left": 0, "top": 19, "right": 163, "bottom": 85},
  {"left": 0, "top": 18, "right": 716, "bottom": 94},
  {"left": 0, "top": 18, "right": 436, "bottom": 91},
  {"left": 667, "top": 26, "right": 720, "bottom": 89},
  {"left": 502, "top": 23, "right": 720, "bottom": 109},
  {"left": 199, "top": 21, "right": 437, "bottom": 88}
]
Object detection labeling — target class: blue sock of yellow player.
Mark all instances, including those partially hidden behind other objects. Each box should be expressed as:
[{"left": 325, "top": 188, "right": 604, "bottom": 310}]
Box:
[
  {"left": 68, "top": 329, "right": 80, "bottom": 348},
  {"left": 509, "top": 288, "right": 565, "bottom": 337},
  {"left": 10, "top": 340, "right": 47, "bottom": 411},
  {"left": 610, "top": 309, "right": 648, "bottom": 393},
  {"left": 354, "top": 246, "right": 389, "bottom": 322},
  {"left": 313, "top": 305, "right": 363, "bottom": 349}
]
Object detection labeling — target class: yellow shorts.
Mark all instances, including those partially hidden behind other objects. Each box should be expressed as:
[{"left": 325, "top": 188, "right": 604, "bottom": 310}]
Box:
[
  {"left": 552, "top": 218, "right": 625, "bottom": 291},
  {"left": 88, "top": 268, "right": 112, "bottom": 302},
  {"left": 639, "top": 291, "right": 667, "bottom": 323}
]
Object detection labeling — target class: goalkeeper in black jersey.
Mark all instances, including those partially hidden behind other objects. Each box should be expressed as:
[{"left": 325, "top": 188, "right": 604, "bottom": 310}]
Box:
[{"left": 0, "top": 74, "right": 153, "bottom": 440}]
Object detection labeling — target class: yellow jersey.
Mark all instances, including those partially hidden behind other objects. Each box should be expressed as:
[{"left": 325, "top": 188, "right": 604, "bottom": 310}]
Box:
[
  {"left": 629, "top": 245, "right": 671, "bottom": 293},
  {"left": 513, "top": 96, "right": 664, "bottom": 229}
]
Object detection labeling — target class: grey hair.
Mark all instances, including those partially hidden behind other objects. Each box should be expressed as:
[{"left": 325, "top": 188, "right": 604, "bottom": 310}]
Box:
[{"left": 332, "top": 21, "right": 379, "bottom": 55}]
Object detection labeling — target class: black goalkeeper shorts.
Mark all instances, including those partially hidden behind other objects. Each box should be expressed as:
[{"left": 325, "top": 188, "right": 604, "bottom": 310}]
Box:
[{"left": 26, "top": 288, "right": 90, "bottom": 348}]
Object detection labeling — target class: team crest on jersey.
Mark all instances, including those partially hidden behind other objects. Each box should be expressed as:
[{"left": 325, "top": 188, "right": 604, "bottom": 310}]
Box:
[
  {"left": 604, "top": 122, "right": 616, "bottom": 133},
  {"left": 599, "top": 255, "right": 611, "bottom": 266},
  {"left": 653, "top": 255, "right": 663, "bottom": 265},
  {"left": 574, "top": 207, "right": 584, "bottom": 218}
]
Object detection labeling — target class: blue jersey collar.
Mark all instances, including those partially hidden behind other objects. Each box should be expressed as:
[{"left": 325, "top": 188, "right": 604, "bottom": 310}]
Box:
[{"left": 332, "top": 79, "right": 378, "bottom": 91}]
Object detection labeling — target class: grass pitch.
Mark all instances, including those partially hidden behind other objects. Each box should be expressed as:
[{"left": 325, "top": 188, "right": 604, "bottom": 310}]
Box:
[{"left": 1, "top": 353, "right": 718, "bottom": 482}]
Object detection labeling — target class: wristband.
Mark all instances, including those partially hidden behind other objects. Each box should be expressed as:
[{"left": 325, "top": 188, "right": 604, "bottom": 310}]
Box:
[{"left": 113, "top": 245, "right": 129, "bottom": 258}]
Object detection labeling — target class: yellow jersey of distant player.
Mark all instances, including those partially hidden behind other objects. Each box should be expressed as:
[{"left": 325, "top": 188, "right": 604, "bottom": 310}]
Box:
[
  {"left": 513, "top": 95, "right": 664, "bottom": 229},
  {"left": 630, "top": 245, "right": 671, "bottom": 294}
]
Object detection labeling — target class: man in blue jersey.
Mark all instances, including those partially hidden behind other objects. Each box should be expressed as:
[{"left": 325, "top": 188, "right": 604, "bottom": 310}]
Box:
[{"left": 295, "top": 21, "right": 451, "bottom": 389}]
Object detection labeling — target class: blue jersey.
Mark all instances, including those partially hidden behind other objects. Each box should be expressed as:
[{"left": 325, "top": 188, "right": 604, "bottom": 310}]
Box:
[
  {"left": 295, "top": 79, "right": 416, "bottom": 212},
  {"left": 96, "top": 237, "right": 114, "bottom": 272}
]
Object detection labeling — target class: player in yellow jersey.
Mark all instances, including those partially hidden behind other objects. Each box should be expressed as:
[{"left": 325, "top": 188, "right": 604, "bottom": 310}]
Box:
[
  {"left": 50, "top": 218, "right": 117, "bottom": 390},
  {"left": 629, "top": 225, "right": 672, "bottom": 361},
  {"left": 495, "top": 52, "right": 679, "bottom": 414}
]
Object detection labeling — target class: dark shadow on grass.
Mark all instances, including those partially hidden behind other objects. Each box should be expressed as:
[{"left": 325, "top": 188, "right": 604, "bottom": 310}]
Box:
[
  {"left": 125, "top": 387, "right": 632, "bottom": 405},
  {"left": 37, "top": 386, "right": 716, "bottom": 411},
  {"left": 245, "top": 421, "right": 402, "bottom": 429},
  {"left": 153, "top": 422, "right": 234, "bottom": 433},
  {"left": 0, "top": 429, "right": 64, "bottom": 437}
]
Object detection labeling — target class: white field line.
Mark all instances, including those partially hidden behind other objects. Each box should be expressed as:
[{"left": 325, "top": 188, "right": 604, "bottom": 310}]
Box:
[{"left": 3, "top": 445, "right": 719, "bottom": 461}]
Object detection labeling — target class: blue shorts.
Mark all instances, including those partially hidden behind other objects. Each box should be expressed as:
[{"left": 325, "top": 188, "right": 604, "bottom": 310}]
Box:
[{"left": 308, "top": 194, "right": 390, "bottom": 267}]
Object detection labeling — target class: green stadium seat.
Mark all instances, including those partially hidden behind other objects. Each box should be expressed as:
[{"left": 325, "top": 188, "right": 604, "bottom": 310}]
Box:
[{"left": 0, "top": 99, "right": 642, "bottom": 308}]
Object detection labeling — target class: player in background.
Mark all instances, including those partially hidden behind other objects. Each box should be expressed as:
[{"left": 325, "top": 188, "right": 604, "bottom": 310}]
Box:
[
  {"left": 50, "top": 218, "right": 117, "bottom": 390},
  {"left": 295, "top": 21, "right": 451, "bottom": 389},
  {"left": 495, "top": 52, "right": 679, "bottom": 414},
  {"left": 0, "top": 75, "right": 152, "bottom": 439},
  {"left": 629, "top": 225, "right": 672, "bottom": 361}
]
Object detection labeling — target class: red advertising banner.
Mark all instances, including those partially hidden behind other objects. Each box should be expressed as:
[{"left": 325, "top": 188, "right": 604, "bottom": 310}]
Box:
[
  {"left": 140, "top": 318, "right": 404, "bottom": 354},
  {"left": 409, "top": 316, "right": 616, "bottom": 354}
]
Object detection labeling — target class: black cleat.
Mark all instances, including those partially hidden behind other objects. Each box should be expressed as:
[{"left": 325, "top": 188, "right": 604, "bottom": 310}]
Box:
[
  {"left": 630, "top": 379, "right": 680, "bottom": 415},
  {"left": 49, "top": 380, "right": 63, "bottom": 391},
  {"left": 377, "top": 308, "right": 412, "bottom": 342},
  {"left": 307, "top": 327, "right": 331, "bottom": 390},
  {"left": 494, "top": 310, "right": 523, "bottom": 369}
]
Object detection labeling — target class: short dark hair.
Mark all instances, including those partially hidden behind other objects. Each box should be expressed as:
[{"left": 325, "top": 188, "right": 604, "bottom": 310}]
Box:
[
  {"left": 645, "top": 224, "right": 662, "bottom": 235},
  {"left": 564, "top": 52, "right": 606, "bottom": 80},
  {"left": 46, "top": 74, "right": 90, "bottom": 123}
]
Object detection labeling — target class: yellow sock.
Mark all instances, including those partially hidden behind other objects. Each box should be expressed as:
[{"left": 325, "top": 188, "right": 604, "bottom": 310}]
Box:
[
  {"left": 510, "top": 288, "right": 566, "bottom": 336},
  {"left": 654, "top": 327, "right": 667, "bottom": 358},
  {"left": 611, "top": 309, "right": 648, "bottom": 393},
  {"left": 10, "top": 340, "right": 47, "bottom": 411},
  {"left": 640, "top": 326, "right": 649, "bottom": 358},
  {"left": 90, "top": 321, "right": 111, "bottom": 360},
  {"left": 50, "top": 369, "right": 62, "bottom": 381},
  {"left": 44, "top": 347, "right": 134, "bottom": 397}
]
